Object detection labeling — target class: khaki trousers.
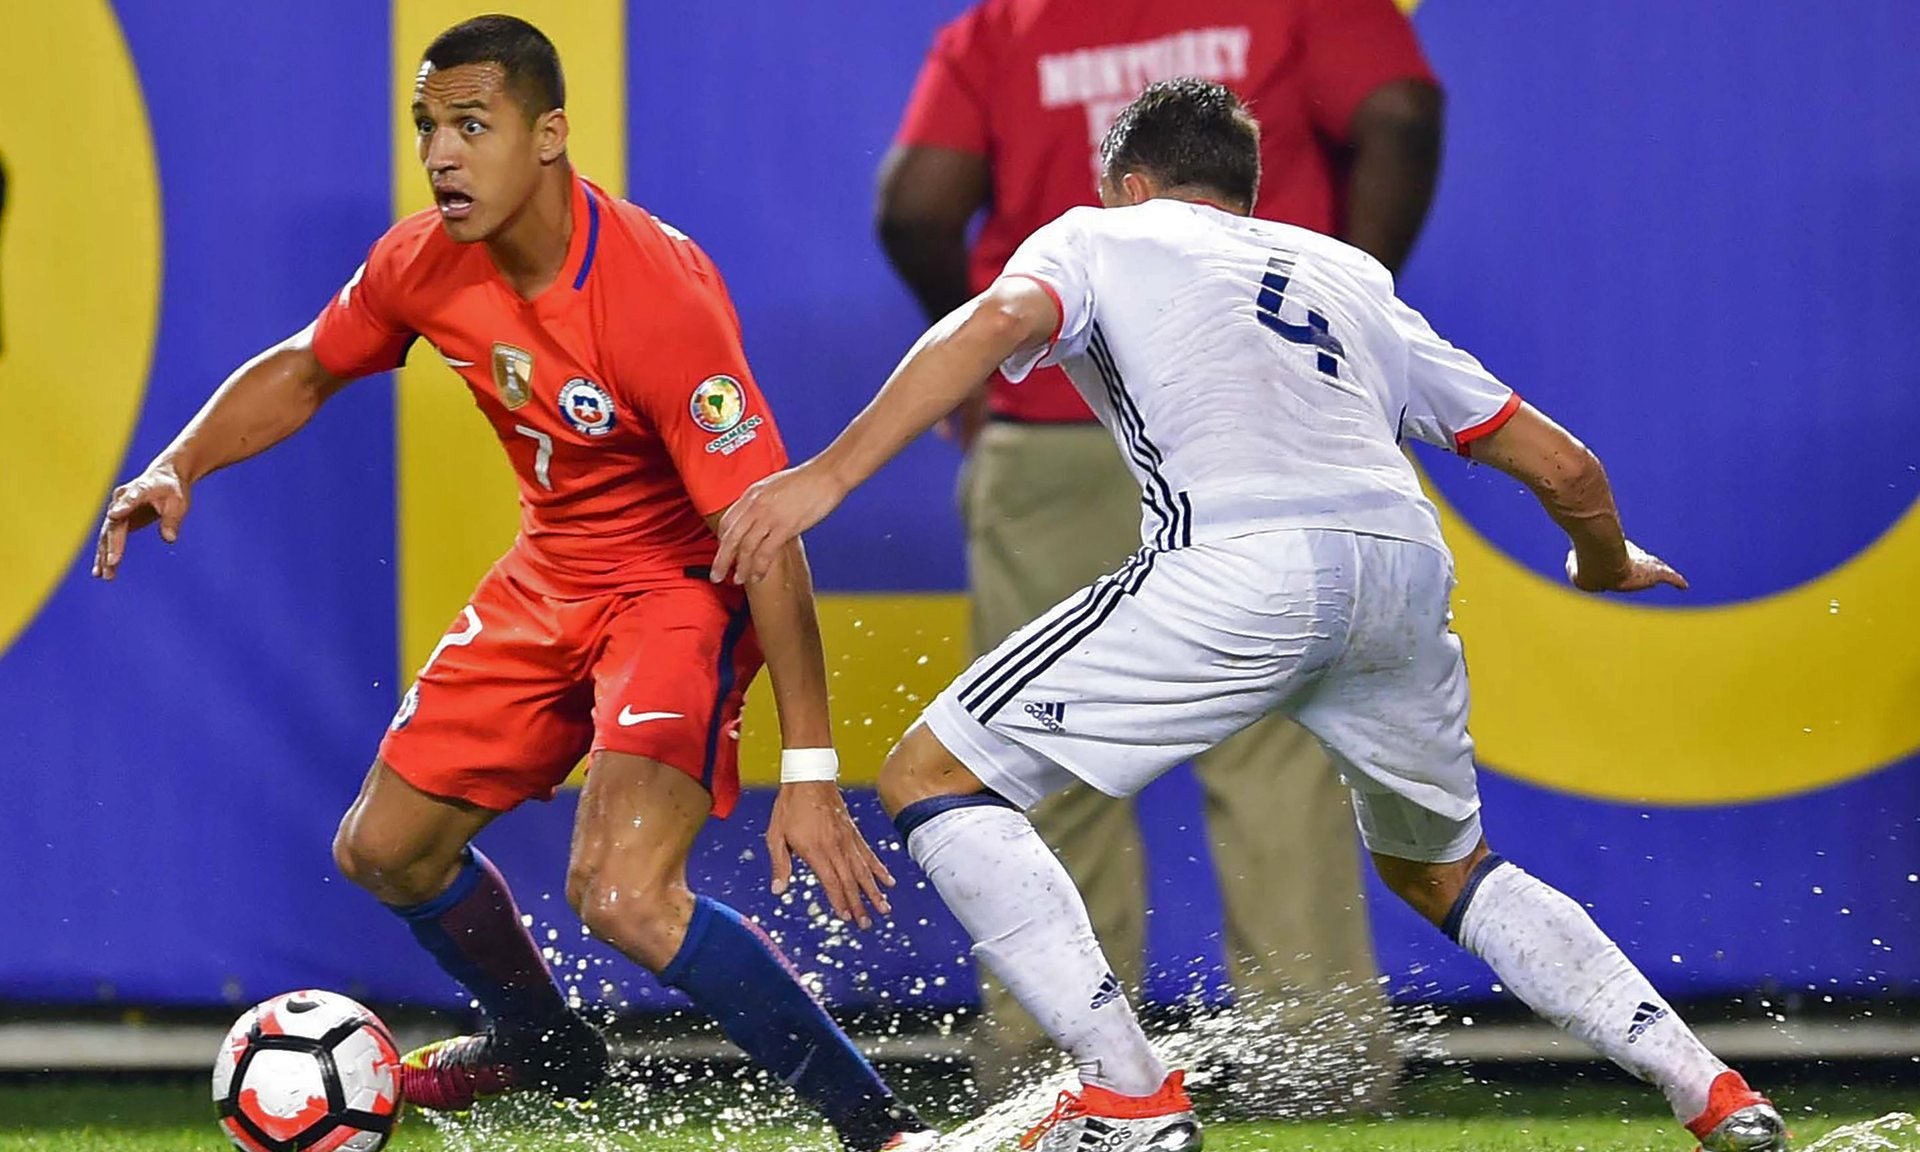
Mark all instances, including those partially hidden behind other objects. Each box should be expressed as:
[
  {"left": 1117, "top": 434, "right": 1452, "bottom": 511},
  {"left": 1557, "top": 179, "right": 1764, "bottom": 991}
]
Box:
[{"left": 960, "top": 421, "right": 1399, "bottom": 1111}]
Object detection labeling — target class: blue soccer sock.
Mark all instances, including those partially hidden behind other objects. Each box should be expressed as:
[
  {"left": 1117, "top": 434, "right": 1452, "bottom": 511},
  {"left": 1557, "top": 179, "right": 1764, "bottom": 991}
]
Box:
[
  {"left": 387, "top": 846, "right": 571, "bottom": 1028},
  {"left": 660, "top": 897, "right": 921, "bottom": 1150}
]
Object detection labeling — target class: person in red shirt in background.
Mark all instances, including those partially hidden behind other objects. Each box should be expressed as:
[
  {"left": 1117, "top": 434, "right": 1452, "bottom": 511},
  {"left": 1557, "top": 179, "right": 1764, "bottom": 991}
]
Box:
[
  {"left": 876, "top": 0, "right": 1442, "bottom": 1111},
  {"left": 95, "top": 17, "right": 931, "bottom": 1151}
]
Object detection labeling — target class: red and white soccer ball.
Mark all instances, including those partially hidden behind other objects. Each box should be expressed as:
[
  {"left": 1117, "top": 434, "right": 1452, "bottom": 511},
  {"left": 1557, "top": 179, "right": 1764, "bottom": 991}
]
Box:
[{"left": 212, "top": 989, "right": 402, "bottom": 1152}]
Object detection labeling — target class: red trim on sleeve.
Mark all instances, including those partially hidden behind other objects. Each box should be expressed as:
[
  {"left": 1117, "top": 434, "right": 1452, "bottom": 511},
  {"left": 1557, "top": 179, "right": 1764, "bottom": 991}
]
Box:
[
  {"left": 1454, "top": 392, "right": 1523, "bottom": 456},
  {"left": 1003, "top": 272, "right": 1065, "bottom": 346}
]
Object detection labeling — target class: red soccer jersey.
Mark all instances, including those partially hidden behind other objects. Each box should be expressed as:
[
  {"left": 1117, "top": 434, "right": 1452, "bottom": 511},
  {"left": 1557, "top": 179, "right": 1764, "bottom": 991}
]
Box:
[
  {"left": 896, "top": 0, "right": 1434, "bottom": 422},
  {"left": 312, "top": 177, "right": 788, "bottom": 599}
]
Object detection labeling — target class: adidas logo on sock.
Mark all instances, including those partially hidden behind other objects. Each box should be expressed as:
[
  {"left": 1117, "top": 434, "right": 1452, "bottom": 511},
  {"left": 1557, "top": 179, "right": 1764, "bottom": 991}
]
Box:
[
  {"left": 1024, "top": 700, "right": 1068, "bottom": 733},
  {"left": 1089, "top": 971, "right": 1124, "bottom": 1011},
  {"left": 1626, "top": 1000, "right": 1669, "bottom": 1044}
]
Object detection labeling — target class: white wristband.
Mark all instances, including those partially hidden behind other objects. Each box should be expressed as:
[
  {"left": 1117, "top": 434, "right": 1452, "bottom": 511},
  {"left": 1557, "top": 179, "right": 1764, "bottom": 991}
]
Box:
[{"left": 780, "top": 748, "right": 840, "bottom": 784}]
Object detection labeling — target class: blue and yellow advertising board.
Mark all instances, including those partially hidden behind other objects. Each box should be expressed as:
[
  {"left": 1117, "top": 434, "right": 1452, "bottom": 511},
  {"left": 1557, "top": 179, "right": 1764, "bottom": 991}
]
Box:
[{"left": 2, "top": 0, "right": 1916, "bottom": 1011}]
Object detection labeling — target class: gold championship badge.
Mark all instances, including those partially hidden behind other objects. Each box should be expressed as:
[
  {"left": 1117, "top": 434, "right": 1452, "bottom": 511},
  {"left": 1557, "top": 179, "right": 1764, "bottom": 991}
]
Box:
[{"left": 490, "top": 343, "right": 534, "bottom": 410}]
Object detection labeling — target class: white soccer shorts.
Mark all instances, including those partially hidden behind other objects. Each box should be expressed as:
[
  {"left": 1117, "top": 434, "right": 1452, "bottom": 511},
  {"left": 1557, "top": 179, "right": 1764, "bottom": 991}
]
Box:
[{"left": 923, "top": 528, "right": 1484, "bottom": 863}]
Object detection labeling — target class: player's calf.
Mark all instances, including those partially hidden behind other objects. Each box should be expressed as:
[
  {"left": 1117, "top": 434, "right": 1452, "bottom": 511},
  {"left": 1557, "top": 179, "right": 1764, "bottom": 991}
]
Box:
[
  {"left": 1380, "top": 846, "right": 1785, "bottom": 1148},
  {"left": 337, "top": 763, "right": 573, "bottom": 1040},
  {"left": 887, "top": 724, "right": 1173, "bottom": 1103},
  {"left": 574, "top": 752, "right": 934, "bottom": 1152},
  {"left": 566, "top": 751, "right": 712, "bottom": 971}
]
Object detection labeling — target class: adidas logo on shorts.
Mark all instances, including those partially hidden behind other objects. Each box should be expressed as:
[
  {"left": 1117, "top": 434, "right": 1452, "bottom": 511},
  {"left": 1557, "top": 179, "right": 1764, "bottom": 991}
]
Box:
[
  {"left": 1089, "top": 971, "right": 1124, "bottom": 1011},
  {"left": 1024, "top": 700, "right": 1068, "bottom": 733},
  {"left": 1626, "top": 1000, "right": 1669, "bottom": 1044}
]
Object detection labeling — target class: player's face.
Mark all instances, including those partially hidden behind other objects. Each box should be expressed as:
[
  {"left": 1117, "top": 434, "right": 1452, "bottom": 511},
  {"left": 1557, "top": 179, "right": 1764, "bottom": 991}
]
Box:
[{"left": 412, "top": 62, "right": 555, "bottom": 244}]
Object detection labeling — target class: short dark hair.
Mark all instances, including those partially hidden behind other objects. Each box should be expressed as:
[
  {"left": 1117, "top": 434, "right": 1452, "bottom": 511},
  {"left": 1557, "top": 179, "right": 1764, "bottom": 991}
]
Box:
[
  {"left": 1099, "top": 78, "right": 1261, "bottom": 210},
  {"left": 423, "top": 15, "right": 565, "bottom": 117}
]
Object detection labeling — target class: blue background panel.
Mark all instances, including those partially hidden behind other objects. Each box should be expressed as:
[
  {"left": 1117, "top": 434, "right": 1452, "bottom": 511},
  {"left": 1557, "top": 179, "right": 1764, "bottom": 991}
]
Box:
[{"left": 0, "top": 0, "right": 1915, "bottom": 1012}]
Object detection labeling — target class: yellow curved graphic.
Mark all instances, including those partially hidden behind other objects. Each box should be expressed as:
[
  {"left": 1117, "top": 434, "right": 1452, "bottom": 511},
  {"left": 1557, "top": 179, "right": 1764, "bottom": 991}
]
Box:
[
  {"left": 1439, "top": 482, "right": 1920, "bottom": 804},
  {"left": 0, "top": 2, "right": 161, "bottom": 657},
  {"left": 1398, "top": 0, "right": 1913, "bottom": 804}
]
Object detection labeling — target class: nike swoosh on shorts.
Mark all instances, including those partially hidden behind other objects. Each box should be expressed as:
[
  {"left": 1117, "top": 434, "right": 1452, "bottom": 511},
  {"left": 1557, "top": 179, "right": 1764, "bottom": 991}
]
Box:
[{"left": 617, "top": 708, "right": 684, "bottom": 727}]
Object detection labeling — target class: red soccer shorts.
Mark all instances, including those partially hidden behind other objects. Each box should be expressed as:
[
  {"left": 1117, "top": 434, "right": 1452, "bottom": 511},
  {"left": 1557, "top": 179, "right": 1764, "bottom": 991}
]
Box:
[{"left": 379, "top": 565, "right": 763, "bottom": 816}]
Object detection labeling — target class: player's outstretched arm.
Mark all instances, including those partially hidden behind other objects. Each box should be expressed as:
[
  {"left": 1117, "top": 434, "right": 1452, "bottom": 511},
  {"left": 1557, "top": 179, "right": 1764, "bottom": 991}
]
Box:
[
  {"left": 710, "top": 276, "right": 1060, "bottom": 585},
  {"left": 1467, "top": 402, "right": 1687, "bottom": 594},
  {"left": 717, "top": 517, "right": 896, "bottom": 929},
  {"left": 93, "top": 326, "right": 349, "bottom": 580}
]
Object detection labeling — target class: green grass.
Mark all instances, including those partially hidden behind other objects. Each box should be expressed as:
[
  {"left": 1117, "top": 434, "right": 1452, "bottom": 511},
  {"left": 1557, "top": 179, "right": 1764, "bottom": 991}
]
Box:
[{"left": 0, "top": 1077, "right": 1911, "bottom": 1151}]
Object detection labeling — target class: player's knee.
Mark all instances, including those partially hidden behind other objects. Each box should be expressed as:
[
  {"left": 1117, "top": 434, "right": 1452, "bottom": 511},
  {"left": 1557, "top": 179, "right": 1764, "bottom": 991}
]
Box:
[
  {"left": 330, "top": 825, "right": 359, "bottom": 885},
  {"left": 332, "top": 818, "right": 450, "bottom": 906},
  {"left": 875, "top": 754, "right": 917, "bottom": 819},
  {"left": 875, "top": 723, "right": 961, "bottom": 818},
  {"left": 1379, "top": 867, "right": 1456, "bottom": 927},
  {"left": 331, "top": 816, "right": 382, "bottom": 890},
  {"left": 566, "top": 862, "right": 687, "bottom": 971},
  {"left": 1372, "top": 846, "right": 1487, "bottom": 928},
  {"left": 876, "top": 750, "right": 944, "bottom": 818}
]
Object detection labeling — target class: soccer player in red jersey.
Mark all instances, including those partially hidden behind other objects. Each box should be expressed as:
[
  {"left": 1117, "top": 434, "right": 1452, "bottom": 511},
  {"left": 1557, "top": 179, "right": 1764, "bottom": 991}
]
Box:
[{"left": 93, "top": 17, "right": 931, "bottom": 1151}]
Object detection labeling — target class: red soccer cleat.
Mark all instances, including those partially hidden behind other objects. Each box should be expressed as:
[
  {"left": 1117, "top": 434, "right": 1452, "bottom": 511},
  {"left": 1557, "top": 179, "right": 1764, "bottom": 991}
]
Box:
[
  {"left": 399, "top": 1012, "right": 608, "bottom": 1113},
  {"left": 1019, "top": 1070, "right": 1201, "bottom": 1152},
  {"left": 400, "top": 1033, "right": 518, "bottom": 1113},
  {"left": 1686, "top": 1070, "right": 1790, "bottom": 1151}
]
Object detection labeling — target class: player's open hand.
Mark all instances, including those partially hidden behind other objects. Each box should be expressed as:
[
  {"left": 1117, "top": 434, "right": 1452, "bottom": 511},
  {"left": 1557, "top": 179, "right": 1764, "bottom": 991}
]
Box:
[
  {"left": 93, "top": 466, "right": 191, "bottom": 581},
  {"left": 765, "top": 781, "right": 896, "bottom": 929},
  {"left": 711, "top": 461, "right": 846, "bottom": 586},
  {"left": 1565, "top": 539, "right": 1688, "bottom": 594}
]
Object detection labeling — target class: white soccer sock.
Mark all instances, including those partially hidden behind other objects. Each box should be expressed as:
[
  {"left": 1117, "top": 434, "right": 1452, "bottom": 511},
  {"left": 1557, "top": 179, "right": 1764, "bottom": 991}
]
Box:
[
  {"left": 906, "top": 804, "right": 1168, "bottom": 1097},
  {"left": 1454, "top": 859, "right": 1728, "bottom": 1123}
]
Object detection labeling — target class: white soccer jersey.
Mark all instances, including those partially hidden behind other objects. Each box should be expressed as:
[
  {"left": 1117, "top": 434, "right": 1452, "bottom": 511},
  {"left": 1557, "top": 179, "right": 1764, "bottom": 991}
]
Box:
[{"left": 999, "top": 199, "right": 1520, "bottom": 558}]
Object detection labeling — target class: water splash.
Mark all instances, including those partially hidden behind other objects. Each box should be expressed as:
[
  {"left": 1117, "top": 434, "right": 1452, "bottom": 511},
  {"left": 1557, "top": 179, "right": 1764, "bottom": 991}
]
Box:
[
  {"left": 1805, "top": 1113, "right": 1920, "bottom": 1151},
  {"left": 420, "top": 908, "right": 1448, "bottom": 1150},
  {"left": 939, "top": 983, "right": 1443, "bottom": 1152}
]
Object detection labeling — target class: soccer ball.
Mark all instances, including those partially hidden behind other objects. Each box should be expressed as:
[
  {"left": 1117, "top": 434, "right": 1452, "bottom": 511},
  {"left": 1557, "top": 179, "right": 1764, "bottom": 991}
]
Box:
[{"left": 212, "top": 989, "right": 402, "bottom": 1152}]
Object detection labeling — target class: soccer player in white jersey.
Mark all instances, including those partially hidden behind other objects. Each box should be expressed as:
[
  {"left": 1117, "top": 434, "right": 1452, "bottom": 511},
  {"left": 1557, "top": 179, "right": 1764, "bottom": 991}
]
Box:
[{"left": 713, "top": 79, "right": 1787, "bottom": 1152}]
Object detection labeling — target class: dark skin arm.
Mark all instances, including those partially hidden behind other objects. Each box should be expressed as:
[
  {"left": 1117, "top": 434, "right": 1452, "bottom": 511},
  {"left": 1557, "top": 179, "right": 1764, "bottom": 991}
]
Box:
[
  {"left": 93, "top": 326, "right": 350, "bottom": 579},
  {"left": 701, "top": 513, "right": 895, "bottom": 928},
  {"left": 1340, "top": 79, "right": 1444, "bottom": 273},
  {"left": 875, "top": 145, "right": 994, "bottom": 446}
]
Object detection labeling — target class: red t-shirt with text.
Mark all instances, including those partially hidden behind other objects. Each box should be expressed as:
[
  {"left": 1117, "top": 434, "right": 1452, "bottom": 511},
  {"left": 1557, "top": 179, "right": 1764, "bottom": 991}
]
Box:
[{"left": 896, "top": 0, "right": 1433, "bottom": 421}]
